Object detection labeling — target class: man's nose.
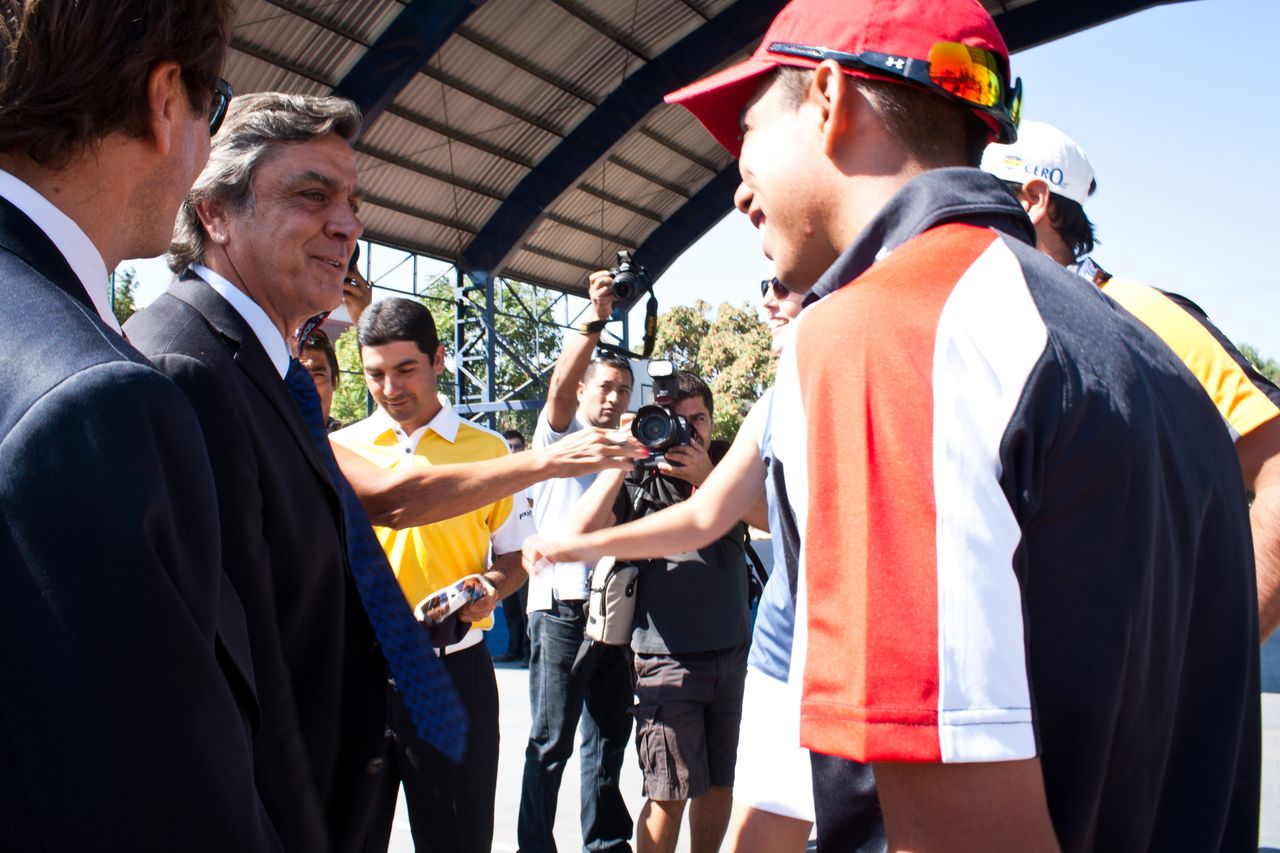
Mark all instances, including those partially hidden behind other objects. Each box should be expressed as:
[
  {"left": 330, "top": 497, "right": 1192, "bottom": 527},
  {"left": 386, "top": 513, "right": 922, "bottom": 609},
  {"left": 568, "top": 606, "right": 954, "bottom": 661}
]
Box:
[
  {"left": 733, "top": 180, "right": 752, "bottom": 215},
  {"left": 329, "top": 200, "right": 364, "bottom": 245}
]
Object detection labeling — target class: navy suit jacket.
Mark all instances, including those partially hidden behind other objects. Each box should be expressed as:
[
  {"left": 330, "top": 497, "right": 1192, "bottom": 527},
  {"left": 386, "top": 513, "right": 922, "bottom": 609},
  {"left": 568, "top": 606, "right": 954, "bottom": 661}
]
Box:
[
  {"left": 126, "top": 275, "right": 388, "bottom": 853},
  {"left": 0, "top": 197, "right": 280, "bottom": 850}
]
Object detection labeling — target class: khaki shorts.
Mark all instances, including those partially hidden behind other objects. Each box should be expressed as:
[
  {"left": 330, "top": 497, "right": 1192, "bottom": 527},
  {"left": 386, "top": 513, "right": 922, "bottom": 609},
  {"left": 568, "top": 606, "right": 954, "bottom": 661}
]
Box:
[{"left": 632, "top": 644, "right": 748, "bottom": 801}]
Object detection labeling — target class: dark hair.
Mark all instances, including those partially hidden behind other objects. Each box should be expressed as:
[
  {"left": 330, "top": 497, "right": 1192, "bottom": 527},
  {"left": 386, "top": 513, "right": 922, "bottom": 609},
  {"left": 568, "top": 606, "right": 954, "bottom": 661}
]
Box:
[
  {"left": 1001, "top": 180, "right": 1100, "bottom": 261},
  {"left": 502, "top": 429, "right": 526, "bottom": 444},
  {"left": 0, "top": 0, "right": 235, "bottom": 168},
  {"left": 1045, "top": 194, "right": 1098, "bottom": 262},
  {"left": 168, "top": 92, "right": 362, "bottom": 272},
  {"left": 675, "top": 371, "right": 714, "bottom": 419},
  {"left": 583, "top": 352, "right": 634, "bottom": 384},
  {"left": 775, "top": 66, "right": 989, "bottom": 168},
  {"left": 358, "top": 297, "right": 440, "bottom": 356},
  {"left": 302, "top": 327, "right": 340, "bottom": 388}
]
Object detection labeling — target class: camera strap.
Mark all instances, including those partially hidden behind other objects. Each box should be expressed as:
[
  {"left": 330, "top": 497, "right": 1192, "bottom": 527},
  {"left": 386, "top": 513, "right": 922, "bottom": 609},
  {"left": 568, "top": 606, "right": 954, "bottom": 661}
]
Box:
[{"left": 596, "top": 289, "right": 659, "bottom": 361}]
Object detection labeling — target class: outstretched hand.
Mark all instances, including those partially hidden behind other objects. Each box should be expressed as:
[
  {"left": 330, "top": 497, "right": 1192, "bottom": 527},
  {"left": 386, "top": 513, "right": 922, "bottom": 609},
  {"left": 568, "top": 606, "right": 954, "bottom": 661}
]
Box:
[
  {"left": 523, "top": 535, "right": 601, "bottom": 578},
  {"left": 543, "top": 426, "right": 647, "bottom": 477}
]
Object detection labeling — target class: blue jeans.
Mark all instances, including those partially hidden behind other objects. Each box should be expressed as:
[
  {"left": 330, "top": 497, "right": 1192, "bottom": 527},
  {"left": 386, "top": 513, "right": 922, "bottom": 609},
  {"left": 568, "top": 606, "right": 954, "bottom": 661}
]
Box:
[{"left": 517, "top": 599, "right": 633, "bottom": 852}]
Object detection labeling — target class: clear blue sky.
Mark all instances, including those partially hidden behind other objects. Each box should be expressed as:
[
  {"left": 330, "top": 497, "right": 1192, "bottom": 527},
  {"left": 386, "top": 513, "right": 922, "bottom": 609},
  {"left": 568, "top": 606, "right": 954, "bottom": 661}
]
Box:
[
  {"left": 125, "top": 0, "right": 1279, "bottom": 357},
  {"left": 655, "top": 0, "right": 1280, "bottom": 358}
]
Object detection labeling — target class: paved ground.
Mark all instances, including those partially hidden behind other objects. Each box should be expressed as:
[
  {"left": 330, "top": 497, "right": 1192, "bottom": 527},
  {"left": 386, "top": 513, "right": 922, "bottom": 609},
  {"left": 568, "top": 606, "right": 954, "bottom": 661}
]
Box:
[{"left": 383, "top": 607, "right": 1280, "bottom": 852}]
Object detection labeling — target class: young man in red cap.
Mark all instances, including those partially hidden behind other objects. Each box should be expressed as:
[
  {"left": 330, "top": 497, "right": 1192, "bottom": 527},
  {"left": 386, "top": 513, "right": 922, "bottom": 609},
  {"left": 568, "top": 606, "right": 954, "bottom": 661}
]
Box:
[{"left": 665, "top": 0, "right": 1261, "bottom": 849}]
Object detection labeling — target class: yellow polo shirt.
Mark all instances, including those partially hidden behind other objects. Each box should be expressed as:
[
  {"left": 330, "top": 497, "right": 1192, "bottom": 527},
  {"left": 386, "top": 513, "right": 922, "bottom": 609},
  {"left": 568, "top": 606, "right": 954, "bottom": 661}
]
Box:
[
  {"left": 1101, "top": 277, "right": 1280, "bottom": 441},
  {"left": 330, "top": 402, "right": 535, "bottom": 630}
]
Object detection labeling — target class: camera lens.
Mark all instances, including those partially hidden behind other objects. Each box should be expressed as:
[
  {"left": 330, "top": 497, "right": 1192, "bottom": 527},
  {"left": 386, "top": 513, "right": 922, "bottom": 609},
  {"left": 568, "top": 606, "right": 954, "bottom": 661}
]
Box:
[
  {"left": 632, "top": 406, "right": 674, "bottom": 450},
  {"left": 611, "top": 274, "right": 635, "bottom": 302}
]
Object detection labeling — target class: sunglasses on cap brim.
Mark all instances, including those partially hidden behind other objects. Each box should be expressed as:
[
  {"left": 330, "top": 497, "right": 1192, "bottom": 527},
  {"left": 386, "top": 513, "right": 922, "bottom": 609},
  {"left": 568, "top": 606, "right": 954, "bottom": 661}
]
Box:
[{"left": 767, "top": 41, "right": 1021, "bottom": 144}]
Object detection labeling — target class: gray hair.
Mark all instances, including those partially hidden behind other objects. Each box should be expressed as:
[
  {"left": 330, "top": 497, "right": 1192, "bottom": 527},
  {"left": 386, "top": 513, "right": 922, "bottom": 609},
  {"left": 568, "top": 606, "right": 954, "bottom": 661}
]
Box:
[{"left": 167, "top": 92, "right": 362, "bottom": 272}]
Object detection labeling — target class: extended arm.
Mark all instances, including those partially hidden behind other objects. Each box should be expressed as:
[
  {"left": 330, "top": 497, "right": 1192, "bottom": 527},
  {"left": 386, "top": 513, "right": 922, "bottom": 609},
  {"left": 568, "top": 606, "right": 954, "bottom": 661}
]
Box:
[
  {"left": 527, "top": 402, "right": 767, "bottom": 567},
  {"left": 335, "top": 426, "right": 643, "bottom": 529},
  {"left": 1238, "top": 416, "right": 1280, "bottom": 640},
  {"left": 544, "top": 270, "right": 615, "bottom": 431},
  {"left": 568, "top": 467, "right": 628, "bottom": 533},
  {"left": 875, "top": 758, "right": 1060, "bottom": 852}
]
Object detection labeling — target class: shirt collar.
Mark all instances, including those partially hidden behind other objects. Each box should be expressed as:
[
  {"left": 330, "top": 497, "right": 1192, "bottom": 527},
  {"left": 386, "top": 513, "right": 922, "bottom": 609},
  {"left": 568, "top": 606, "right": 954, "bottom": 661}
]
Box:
[
  {"left": 370, "top": 395, "right": 461, "bottom": 452},
  {"left": 191, "top": 262, "right": 291, "bottom": 379},
  {"left": 0, "top": 168, "right": 115, "bottom": 333},
  {"left": 807, "top": 167, "right": 1038, "bottom": 302}
]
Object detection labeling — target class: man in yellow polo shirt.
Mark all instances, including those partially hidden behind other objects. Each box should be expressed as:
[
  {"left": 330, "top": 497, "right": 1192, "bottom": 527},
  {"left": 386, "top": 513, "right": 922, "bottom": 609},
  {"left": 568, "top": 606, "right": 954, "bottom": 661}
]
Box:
[
  {"left": 331, "top": 297, "right": 535, "bottom": 853},
  {"left": 983, "top": 121, "right": 1280, "bottom": 642}
]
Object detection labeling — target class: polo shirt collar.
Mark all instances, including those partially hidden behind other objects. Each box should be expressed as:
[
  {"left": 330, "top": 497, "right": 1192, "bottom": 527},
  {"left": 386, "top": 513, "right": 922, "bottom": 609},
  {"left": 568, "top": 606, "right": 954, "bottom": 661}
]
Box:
[
  {"left": 370, "top": 395, "right": 461, "bottom": 452},
  {"left": 807, "top": 167, "right": 1037, "bottom": 302}
]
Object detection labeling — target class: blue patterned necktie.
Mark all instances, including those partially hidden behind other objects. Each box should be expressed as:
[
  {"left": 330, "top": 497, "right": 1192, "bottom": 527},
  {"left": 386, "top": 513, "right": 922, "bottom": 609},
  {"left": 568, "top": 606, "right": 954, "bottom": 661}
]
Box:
[{"left": 284, "top": 357, "right": 468, "bottom": 761}]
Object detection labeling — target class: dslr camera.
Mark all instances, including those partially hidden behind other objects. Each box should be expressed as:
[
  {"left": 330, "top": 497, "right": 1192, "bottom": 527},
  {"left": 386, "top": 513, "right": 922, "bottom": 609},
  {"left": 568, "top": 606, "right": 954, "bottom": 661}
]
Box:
[
  {"left": 631, "top": 360, "right": 690, "bottom": 471},
  {"left": 609, "top": 250, "right": 650, "bottom": 303}
]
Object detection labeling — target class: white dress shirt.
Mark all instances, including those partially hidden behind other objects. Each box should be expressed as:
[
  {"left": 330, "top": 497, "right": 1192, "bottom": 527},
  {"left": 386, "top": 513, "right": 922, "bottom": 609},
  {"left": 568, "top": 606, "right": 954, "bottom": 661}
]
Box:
[
  {"left": 0, "top": 168, "right": 115, "bottom": 333},
  {"left": 190, "top": 263, "right": 291, "bottom": 379}
]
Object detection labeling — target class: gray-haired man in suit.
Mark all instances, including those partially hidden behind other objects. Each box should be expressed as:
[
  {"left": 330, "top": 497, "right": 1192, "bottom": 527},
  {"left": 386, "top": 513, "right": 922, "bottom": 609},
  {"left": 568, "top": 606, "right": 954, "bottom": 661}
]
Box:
[{"left": 126, "top": 92, "right": 387, "bottom": 853}]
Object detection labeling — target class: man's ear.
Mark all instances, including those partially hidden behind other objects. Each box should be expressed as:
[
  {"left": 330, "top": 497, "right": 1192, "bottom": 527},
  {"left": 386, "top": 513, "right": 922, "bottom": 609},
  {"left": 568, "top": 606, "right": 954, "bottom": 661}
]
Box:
[
  {"left": 144, "top": 61, "right": 187, "bottom": 155},
  {"left": 577, "top": 381, "right": 586, "bottom": 403},
  {"left": 431, "top": 343, "right": 446, "bottom": 372},
  {"left": 1020, "top": 179, "right": 1053, "bottom": 226},
  {"left": 193, "top": 196, "right": 232, "bottom": 246},
  {"left": 811, "top": 60, "right": 852, "bottom": 155}
]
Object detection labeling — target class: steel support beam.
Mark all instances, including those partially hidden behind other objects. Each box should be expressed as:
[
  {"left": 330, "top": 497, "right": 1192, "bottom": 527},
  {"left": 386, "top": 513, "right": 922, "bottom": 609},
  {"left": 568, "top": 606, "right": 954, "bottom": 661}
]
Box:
[
  {"left": 995, "top": 0, "right": 1189, "bottom": 51},
  {"left": 332, "top": 0, "right": 485, "bottom": 131},
  {"left": 460, "top": 0, "right": 787, "bottom": 276},
  {"left": 633, "top": 163, "right": 739, "bottom": 284}
]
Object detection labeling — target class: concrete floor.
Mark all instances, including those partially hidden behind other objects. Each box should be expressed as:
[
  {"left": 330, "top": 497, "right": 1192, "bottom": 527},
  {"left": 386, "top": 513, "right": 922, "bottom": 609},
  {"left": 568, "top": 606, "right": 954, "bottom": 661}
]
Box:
[{"left": 382, "top": 605, "right": 1280, "bottom": 852}]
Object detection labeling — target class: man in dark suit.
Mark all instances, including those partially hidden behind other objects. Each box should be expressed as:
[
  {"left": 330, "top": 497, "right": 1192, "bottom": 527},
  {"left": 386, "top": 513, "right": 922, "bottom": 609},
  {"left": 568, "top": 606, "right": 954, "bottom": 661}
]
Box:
[
  {"left": 0, "top": 1, "right": 280, "bottom": 850},
  {"left": 126, "top": 92, "right": 389, "bottom": 853}
]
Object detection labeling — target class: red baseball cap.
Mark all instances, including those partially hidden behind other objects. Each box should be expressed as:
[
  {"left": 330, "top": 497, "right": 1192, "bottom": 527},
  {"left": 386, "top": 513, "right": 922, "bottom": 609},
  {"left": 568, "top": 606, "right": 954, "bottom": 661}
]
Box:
[{"left": 665, "top": 0, "right": 1014, "bottom": 157}]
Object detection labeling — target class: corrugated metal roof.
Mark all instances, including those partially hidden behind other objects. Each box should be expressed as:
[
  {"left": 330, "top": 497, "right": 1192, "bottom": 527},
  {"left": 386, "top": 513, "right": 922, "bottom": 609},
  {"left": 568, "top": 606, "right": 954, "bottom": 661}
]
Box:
[{"left": 222, "top": 0, "right": 1186, "bottom": 298}]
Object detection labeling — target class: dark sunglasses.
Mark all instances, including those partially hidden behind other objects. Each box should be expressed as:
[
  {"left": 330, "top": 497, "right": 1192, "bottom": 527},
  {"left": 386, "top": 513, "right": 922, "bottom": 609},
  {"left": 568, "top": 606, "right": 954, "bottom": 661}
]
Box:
[
  {"left": 209, "top": 78, "right": 233, "bottom": 135},
  {"left": 760, "top": 277, "right": 788, "bottom": 299},
  {"left": 767, "top": 41, "right": 1021, "bottom": 143}
]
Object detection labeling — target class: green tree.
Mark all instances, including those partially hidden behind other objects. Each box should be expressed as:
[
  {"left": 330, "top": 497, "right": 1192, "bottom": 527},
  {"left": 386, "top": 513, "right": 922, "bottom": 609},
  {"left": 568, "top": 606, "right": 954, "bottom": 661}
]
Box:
[
  {"left": 111, "top": 267, "right": 138, "bottom": 326},
  {"left": 330, "top": 327, "right": 368, "bottom": 426},
  {"left": 654, "top": 299, "right": 774, "bottom": 440},
  {"left": 1239, "top": 342, "right": 1280, "bottom": 386}
]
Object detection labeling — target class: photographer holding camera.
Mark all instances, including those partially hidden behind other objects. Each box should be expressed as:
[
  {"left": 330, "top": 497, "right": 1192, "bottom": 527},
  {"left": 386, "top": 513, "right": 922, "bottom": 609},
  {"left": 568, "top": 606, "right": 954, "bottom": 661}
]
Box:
[
  {"left": 517, "top": 266, "right": 637, "bottom": 853},
  {"left": 564, "top": 368, "right": 752, "bottom": 853}
]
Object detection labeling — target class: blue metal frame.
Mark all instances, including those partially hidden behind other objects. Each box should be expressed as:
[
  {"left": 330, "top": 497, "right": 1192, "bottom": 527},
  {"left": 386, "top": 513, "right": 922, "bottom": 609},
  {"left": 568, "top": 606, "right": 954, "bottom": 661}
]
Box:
[
  {"left": 460, "top": 0, "right": 787, "bottom": 277},
  {"left": 995, "top": 0, "right": 1188, "bottom": 50},
  {"left": 633, "top": 163, "right": 739, "bottom": 284},
  {"left": 332, "top": 0, "right": 485, "bottom": 130}
]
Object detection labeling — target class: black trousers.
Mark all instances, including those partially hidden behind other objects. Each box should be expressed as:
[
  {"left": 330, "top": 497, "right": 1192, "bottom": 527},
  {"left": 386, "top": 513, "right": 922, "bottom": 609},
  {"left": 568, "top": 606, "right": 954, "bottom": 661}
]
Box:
[
  {"left": 811, "top": 752, "right": 887, "bottom": 853},
  {"left": 364, "top": 641, "right": 499, "bottom": 853}
]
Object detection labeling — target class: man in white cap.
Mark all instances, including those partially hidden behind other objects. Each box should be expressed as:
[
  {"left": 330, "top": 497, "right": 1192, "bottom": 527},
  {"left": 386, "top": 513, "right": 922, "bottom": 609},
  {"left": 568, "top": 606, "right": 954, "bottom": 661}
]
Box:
[{"left": 983, "top": 120, "right": 1280, "bottom": 642}]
